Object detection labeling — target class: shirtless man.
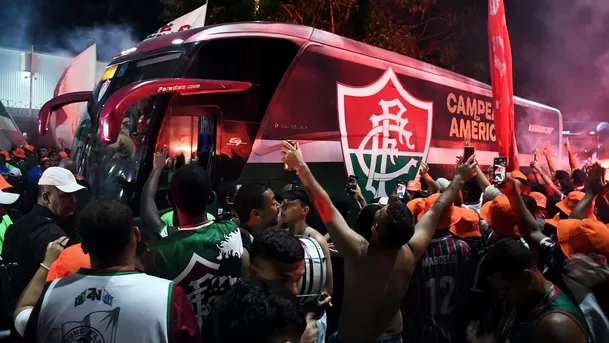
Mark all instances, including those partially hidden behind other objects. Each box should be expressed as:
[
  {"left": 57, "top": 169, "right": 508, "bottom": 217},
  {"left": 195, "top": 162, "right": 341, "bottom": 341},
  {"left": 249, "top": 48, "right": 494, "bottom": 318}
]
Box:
[{"left": 281, "top": 141, "right": 477, "bottom": 343}]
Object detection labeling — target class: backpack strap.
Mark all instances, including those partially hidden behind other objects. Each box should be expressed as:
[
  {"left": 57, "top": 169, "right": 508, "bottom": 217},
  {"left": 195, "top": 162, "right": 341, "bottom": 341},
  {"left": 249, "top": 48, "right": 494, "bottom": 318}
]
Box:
[{"left": 2, "top": 214, "right": 54, "bottom": 262}]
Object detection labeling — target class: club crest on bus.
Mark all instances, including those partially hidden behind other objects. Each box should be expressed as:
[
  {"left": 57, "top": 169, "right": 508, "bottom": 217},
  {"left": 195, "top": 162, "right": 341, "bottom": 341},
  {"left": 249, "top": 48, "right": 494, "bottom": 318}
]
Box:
[{"left": 337, "top": 67, "right": 433, "bottom": 198}]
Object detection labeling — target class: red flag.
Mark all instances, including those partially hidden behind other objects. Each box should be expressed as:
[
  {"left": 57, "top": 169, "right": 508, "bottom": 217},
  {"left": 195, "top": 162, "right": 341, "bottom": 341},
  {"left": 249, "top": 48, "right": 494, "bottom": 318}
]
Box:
[{"left": 488, "top": 0, "right": 519, "bottom": 170}]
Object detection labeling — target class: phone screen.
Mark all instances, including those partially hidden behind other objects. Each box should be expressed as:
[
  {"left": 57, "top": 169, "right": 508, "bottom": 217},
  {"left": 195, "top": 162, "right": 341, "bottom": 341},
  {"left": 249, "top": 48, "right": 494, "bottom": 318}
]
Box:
[
  {"left": 346, "top": 175, "right": 358, "bottom": 194},
  {"left": 464, "top": 146, "right": 475, "bottom": 162},
  {"left": 348, "top": 176, "right": 358, "bottom": 188},
  {"left": 493, "top": 157, "right": 508, "bottom": 185},
  {"left": 396, "top": 182, "right": 406, "bottom": 199}
]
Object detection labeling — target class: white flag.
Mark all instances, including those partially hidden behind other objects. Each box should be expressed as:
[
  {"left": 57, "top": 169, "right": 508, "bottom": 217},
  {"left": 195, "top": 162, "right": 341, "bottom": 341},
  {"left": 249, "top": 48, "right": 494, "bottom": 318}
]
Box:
[
  {"left": 51, "top": 44, "right": 97, "bottom": 148},
  {"left": 146, "top": 3, "right": 208, "bottom": 40}
]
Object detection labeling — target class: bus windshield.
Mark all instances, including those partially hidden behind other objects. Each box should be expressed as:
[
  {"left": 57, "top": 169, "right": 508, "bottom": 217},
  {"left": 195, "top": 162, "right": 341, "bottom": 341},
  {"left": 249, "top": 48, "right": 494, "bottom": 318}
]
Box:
[{"left": 75, "top": 52, "right": 182, "bottom": 203}]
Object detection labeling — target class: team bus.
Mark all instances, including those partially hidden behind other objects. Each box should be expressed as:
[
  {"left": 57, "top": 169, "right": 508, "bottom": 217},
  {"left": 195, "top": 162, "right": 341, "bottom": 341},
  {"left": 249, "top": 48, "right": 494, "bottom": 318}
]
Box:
[{"left": 37, "top": 22, "right": 563, "bottom": 214}]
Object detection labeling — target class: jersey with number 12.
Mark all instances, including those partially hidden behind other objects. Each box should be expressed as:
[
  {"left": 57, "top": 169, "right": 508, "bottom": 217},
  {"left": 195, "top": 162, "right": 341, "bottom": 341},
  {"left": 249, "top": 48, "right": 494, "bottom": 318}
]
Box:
[{"left": 402, "top": 235, "right": 472, "bottom": 343}]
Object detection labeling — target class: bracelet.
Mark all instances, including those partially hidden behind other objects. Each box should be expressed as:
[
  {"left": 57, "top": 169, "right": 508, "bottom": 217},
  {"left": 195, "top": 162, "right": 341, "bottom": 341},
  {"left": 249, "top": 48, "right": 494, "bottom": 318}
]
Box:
[{"left": 40, "top": 263, "right": 50, "bottom": 271}]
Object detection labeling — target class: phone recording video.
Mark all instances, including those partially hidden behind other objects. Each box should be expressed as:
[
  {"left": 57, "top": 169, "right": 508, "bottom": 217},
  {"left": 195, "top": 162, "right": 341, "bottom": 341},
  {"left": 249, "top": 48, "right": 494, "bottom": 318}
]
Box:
[
  {"left": 493, "top": 157, "right": 507, "bottom": 186},
  {"left": 463, "top": 145, "right": 475, "bottom": 162},
  {"left": 396, "top": 181, "right": 406, "bottom": 199},
  {"left": 346, "top": 175, "right": 358, "bottom": 194}
]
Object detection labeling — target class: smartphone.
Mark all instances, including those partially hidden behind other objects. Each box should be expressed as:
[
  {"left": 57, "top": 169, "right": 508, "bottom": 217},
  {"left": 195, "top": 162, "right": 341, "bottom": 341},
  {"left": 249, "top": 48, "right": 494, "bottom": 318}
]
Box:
[
  {"left": 284, "top": 140, "right": 299, "bottom": 170},
  {"left": 463, "top": 145, "right": 475, "bottom": 162},
  {"left": 396, "top": 181, "right": 406, "bottom": 199},
  {"left": 346, "top": 175, "right": 358, "bottom": 194},
  {"left": 493, "top": 157, "right": 508, "bottom": 185}
]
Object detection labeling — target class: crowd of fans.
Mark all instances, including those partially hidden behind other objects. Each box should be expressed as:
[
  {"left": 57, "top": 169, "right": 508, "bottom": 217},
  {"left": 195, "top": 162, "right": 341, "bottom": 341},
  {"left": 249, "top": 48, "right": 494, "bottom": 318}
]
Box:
[{"left": 0, "top": 138, "right": 608, "bottom": 343}]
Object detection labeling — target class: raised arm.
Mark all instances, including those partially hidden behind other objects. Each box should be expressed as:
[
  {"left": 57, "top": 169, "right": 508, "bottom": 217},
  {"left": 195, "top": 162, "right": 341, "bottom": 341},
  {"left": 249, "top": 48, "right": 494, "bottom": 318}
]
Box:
[
  {"left": 543, "top": 141, "right": 557, "bottom": 176},
  {"left": 140, "top": 152, "right": 171, "bottom": 237},
  {"left": 570, "top": 164, "right": 608, "bottom": 220},
  {"left": 281, "top": 141, "right": 368, "bottom": 261},
  {"left": 500, "top": 175, "right": 548, "bottom": 249},
  {"left": 419, "top": 162, "right": 442, "bottom": 194},
  {"left": 407, "top": 156, "right": 477, "bottom": 260},
  {"left": 564, "top": 138, "right": 579, "bottom": 172},
  {"left": 531, "top": 160, "right": 563, "bottom": 198}
]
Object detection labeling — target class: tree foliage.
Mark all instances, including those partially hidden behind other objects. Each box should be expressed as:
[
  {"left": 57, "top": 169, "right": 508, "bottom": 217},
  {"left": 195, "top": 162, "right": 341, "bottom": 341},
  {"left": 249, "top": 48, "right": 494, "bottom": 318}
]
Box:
[{"left": 160, "top": 0, "right": 488, "bottom": 81}]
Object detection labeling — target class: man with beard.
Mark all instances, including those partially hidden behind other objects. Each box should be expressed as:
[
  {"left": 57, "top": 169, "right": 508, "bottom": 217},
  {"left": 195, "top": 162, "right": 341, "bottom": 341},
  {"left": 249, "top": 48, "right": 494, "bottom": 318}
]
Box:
[
  {"left": 233, "top": 183, "right": 280, "bottom": 272},
  {"left": 281, "top": 141, "right": 477, "bottom": 343}
]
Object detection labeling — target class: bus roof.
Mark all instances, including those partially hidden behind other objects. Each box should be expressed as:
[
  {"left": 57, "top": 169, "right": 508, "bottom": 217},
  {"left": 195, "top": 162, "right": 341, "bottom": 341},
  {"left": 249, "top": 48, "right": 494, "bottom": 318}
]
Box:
[{"left": 114, "top": 21, "right": 559, "bottom": 113}]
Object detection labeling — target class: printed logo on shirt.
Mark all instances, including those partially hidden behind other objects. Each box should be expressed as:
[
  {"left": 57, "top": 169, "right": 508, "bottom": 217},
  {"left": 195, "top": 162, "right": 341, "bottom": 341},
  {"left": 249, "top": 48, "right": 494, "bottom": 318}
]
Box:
[
  {"left": 74, "top": 288, "right": 114, "bottom": 307},
  {"left": 51, "top": 308, "right": 120, "bottom": 343}
]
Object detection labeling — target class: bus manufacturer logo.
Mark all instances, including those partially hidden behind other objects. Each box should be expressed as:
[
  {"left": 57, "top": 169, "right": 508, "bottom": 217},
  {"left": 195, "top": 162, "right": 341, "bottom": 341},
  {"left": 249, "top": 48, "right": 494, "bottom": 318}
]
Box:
[
  {"left": 227, "top": 138, "right": 246, "bottom": 147},
  {"left": 157, "top": 84, "right": 201, "bottom": 93},
  {"left": 336, "top": 67, "right": 433, "bottom": 198}
]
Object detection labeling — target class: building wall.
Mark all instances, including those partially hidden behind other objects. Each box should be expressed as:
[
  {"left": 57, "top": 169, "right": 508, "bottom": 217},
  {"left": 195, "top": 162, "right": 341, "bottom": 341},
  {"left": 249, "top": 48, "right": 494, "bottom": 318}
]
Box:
[{"left": 0, "top": 47, "right": 108, "bottom": 115}]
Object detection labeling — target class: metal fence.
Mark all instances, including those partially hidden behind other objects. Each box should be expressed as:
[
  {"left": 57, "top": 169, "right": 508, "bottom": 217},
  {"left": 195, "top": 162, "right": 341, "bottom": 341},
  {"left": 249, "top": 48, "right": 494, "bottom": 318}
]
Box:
[{"left": 0, "top": 47, "right": 108, "bottom": 115}]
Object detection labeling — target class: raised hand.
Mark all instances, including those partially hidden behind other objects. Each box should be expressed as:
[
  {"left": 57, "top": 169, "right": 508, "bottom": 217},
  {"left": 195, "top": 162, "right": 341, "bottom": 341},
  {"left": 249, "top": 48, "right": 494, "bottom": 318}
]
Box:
[
  {"left": 454, "top": 154, "right": 478, "bottom": 182},
  {"left": 419, "top": 162, "right": 430, "bottom": 176},
  {"left": 281, "top": 141, "right": 305, "bottom": 171},
  {"left": 543, "top": 141, "right": 550, "bottom": 156},
  {"left": 585, "top": 163, "right": 609, "bottom": 195},
  {"left": 154, "top": 152, "right": 167, "bottom": 169}
]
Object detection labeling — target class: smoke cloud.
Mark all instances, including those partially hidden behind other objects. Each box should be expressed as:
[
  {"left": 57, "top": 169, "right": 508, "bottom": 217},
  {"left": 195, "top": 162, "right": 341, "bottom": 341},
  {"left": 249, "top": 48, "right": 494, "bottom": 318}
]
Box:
[
  {"left": 517, "top": 0, "right": 609, "bottom": 123},
  {"left": 0, "top": 0, "right": 138, "bottom": 61},
  {"left": 38, "top": 25, "right": 138, "bottom": 61}
]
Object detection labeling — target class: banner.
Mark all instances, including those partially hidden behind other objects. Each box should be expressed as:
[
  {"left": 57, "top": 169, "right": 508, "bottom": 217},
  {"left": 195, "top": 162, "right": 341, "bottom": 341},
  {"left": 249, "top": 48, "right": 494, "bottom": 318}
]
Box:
[
  {"left": 145, "top": 3, "right": 208, "bottom": 40},
  {"left": 0, "top": 100, "right": 25, "bottom": 150},
  {"left": 488, "top": 0, "right": 519, "bottom": 170},
  {"left": 51, "top": 44, "right": 97, "bottom": 148}
]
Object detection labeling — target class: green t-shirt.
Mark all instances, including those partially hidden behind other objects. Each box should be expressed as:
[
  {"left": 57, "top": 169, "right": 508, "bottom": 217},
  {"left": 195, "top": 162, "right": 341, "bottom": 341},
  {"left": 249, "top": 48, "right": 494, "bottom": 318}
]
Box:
[
  {"left": 0, "top": 214, "right": 13, "bottom": 254},
  {"left": 145, "top": 221, "right": 242, "bottom": 329},
  {"left": 160, "top": 210, "right": 215, "bottom": 227}
]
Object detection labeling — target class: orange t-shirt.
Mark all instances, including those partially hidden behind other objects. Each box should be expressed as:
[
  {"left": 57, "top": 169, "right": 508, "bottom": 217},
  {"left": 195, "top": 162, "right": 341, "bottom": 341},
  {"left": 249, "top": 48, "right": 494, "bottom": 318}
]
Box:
[{"left": 46, "top": 243, "right": 91, "bottom": 281}]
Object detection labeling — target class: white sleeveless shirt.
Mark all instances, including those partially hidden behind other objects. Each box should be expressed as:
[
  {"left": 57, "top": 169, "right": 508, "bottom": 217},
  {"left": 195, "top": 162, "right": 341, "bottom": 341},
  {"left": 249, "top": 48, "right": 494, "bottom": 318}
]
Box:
[{"left": 35, "top": 270, "right": 173, "bottom": 343}]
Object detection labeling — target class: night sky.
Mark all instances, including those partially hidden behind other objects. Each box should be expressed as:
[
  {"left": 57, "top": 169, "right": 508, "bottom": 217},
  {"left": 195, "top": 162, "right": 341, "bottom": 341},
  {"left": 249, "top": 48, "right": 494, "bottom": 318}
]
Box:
[{"left": 0, "top": 0, "right": 608, "bottom": 122}]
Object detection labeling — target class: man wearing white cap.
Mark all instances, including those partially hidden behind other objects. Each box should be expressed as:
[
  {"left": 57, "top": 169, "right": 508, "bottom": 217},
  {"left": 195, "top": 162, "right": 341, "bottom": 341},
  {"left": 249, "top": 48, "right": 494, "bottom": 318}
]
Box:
[{"left": 2, "top": 167, "right": 85, "bottom": 303}]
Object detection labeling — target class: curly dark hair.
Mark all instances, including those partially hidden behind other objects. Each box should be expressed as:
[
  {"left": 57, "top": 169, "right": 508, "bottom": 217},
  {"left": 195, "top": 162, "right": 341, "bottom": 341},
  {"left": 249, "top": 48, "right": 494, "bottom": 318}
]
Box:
[
  {"left": 381, "top": 202, "right": 415, "bottom": 248},
  {"left": 207, "top": 277, "right": 306, "bottom": 343},
  {"left": 251, "top": 228, "right": 304, "bottom": 265}
]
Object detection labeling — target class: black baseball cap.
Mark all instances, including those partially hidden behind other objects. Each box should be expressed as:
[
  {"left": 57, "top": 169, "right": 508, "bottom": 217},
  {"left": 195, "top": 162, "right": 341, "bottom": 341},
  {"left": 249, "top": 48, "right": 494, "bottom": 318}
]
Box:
[{"left": 281, "top": 189, "right": 313, "bottom": 208}]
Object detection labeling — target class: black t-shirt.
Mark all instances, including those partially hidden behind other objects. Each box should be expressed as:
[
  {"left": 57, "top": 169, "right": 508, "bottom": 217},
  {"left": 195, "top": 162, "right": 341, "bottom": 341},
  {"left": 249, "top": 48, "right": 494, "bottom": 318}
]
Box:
[{"left": 2, "top": 205, "right": 68, "bottom": 297}]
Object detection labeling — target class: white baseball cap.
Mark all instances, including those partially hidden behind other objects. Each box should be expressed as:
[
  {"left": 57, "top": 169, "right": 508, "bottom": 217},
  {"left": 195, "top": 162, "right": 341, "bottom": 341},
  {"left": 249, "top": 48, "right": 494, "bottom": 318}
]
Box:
[
  {"left": 38, "top": 167, "right": 85, "bottom": 193},
  {"left": 0, "top": 189, "right": 19, "bottom": 205}
]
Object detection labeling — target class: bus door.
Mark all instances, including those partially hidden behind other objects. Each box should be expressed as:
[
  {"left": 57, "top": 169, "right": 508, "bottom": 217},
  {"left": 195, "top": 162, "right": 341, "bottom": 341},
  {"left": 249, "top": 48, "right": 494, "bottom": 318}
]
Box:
[{"left": 96, "top": 78, "right": 252, "bottom": 210}]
